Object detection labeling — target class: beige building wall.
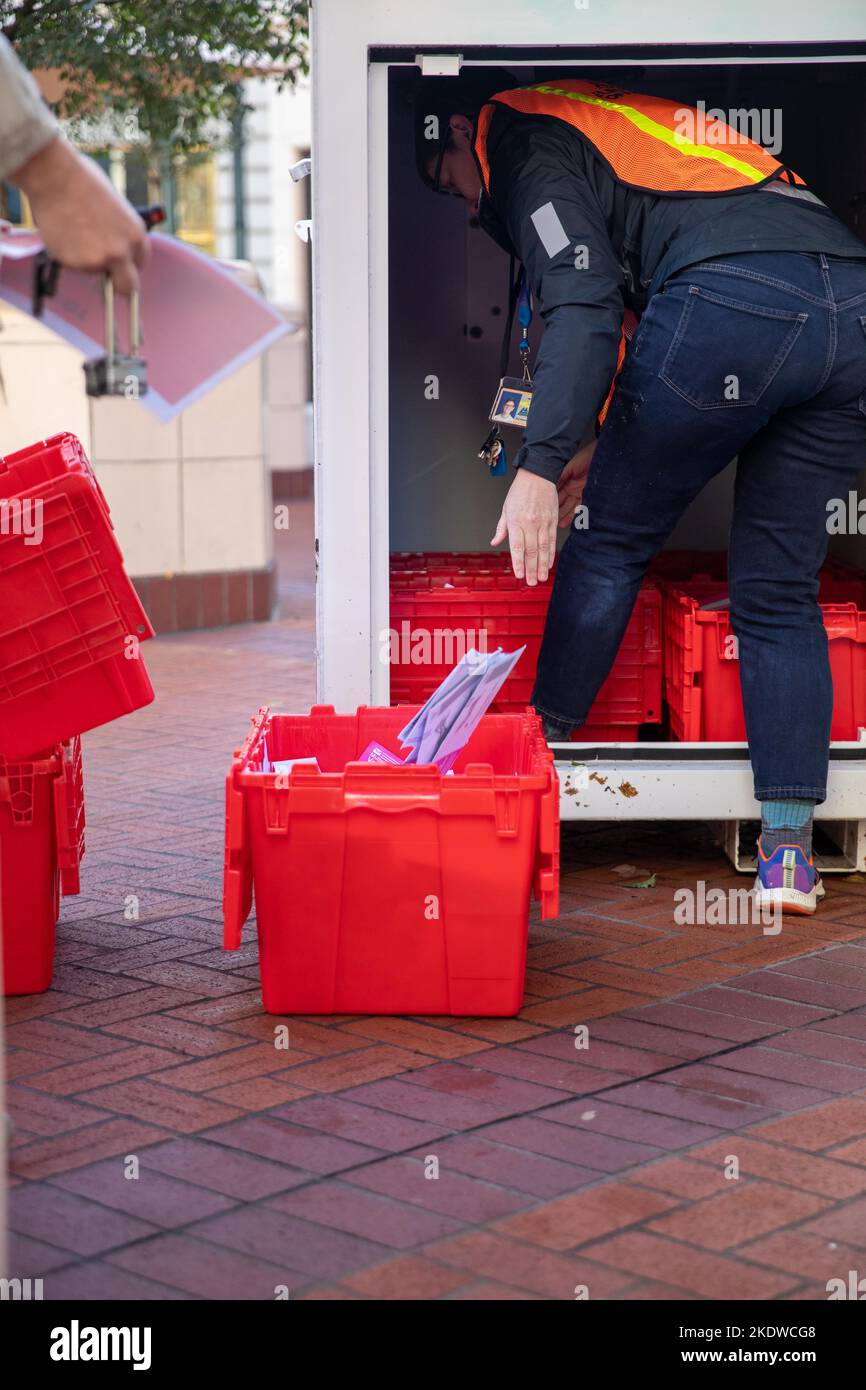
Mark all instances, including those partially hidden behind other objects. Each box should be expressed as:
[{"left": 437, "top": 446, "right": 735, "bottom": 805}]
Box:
[{"left": 0, "top": 301, "right": 304, "bottom": 581}]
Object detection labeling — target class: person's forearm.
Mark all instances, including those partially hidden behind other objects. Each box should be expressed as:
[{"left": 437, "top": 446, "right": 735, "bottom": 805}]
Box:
[
  {"left": 0, "top": 34, "right": 58, "bottom": 183},
  {"left": 514, "top": 302, "right": 623, "bottom": 484}
]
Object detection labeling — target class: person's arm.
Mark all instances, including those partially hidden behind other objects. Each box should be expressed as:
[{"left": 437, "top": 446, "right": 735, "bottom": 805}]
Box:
[
  {"left": 0, "top": 36, "right": 148, "bottom": 293},
  {"left": 0, "top": 34, "right": 58, "bottom": 179},
  {"left": 487, "top": 121, "right": 624, "bottom": 581},
  {"left": 494, "top": 123, "right": 625, "bottom": 484}
]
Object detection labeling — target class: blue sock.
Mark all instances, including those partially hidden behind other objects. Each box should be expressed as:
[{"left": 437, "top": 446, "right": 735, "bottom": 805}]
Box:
[{"left": 761, "top": 799, "right": 814, "bottom": 858}]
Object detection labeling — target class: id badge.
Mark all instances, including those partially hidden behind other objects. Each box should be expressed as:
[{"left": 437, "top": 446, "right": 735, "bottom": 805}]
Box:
[{"left": 489, "top": 375, "right": 533, "bottom": 428}]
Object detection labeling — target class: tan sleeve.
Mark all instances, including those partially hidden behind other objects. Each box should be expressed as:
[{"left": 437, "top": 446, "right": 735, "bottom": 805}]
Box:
[{"left": 0, "top": 34, "right": 58, "bottom": 183}]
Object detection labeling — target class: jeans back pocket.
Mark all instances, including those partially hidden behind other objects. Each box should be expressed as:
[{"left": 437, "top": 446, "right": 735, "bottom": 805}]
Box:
[{"left": 660, "top": 285, "right": 807, "bottom": 410}]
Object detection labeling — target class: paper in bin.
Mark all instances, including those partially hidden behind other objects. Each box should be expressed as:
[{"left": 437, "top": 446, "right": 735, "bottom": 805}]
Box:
[
  {"left": 358, "top": 739, "right": 405, "bottom": 765},
  {"left": 399, "top": 645, "right": 525, "bottom": 770}
]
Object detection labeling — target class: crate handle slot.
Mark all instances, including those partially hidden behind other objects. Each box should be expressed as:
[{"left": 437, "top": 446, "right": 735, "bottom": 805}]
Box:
[
  {"left": 533, "top": 766, "right": 560, "bottom": 919},
  {"left": 223, "top": 774, "right": 253, "bottom": 949}
]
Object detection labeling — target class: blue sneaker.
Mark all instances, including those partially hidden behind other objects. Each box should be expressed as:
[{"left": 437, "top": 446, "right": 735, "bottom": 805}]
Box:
[{"left": 753, "top": 839, "right": 825, "bottom": 916}]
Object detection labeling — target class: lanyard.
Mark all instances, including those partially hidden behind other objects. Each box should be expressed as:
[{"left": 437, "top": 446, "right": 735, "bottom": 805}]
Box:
[{"left": 499, "top": 256, "right": 533, "bottom": 381}]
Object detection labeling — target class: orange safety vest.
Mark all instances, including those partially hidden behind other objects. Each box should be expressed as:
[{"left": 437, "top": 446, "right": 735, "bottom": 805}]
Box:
[
  {"left": 473, "top": 79, "right": 805, "bottom": 197},
  {"left": 475, "top": 80, "right": 805, "bottom": 431}
]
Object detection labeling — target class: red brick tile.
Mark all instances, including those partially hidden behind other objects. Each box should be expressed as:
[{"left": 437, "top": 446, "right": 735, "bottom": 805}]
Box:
[
  {"left": 448, "top": 1280, "right": 544, "bottom": 1299},
  {"left": 646, "top": 1180, "right": 829, "bottom": 1250},
  {"left": 660, "top": 1062, "right": 834, "bottom": 1115},
  {"left": 675, "top": 986, "right": 831, "bottom": 1027},
  {"left": 708, "top": 1045, "right": 866, "bottom": 1095},
  {"left": 535, "top": 1096, "right": 723, "bottom": 1151},
  {"left": 401, "top": 1060, "right": 565, "bottom": 1115},
  {"left": 523, "top": 1031, "right": 680, "bottom": 1076},
  {"left": 522, "top": 988, "right": 649, "bottom": 1026},
  {"left": 631, "top": 1156, "right": 734, "bottom": 1200},
  {"left": 99, "top": 1014, "right": 247, "bottom": 1057},
  {"left": 81, "top": 1080, "right": 243, "bottom": 1133},
  {"left": 404, "top": 1134, "right": 585, "bottom": 1198},
  {"left": 9, "top": 1119, "right": 169, "bottom": 1181},
  {"left": 222, "top": 1015, "right": 370, "bottom": 1055},
  {"left": 4, "top": 1051, "right": 68, "bottom": 1082},
  {"left": 786, "top": 1193, "right": 866, "bottom": 1246},
  {"left": 747, "top": 1096, "right": 866, "bottom": 1152},
  {"left": 207, "top": 1078, "right": 312, "bottom": 1109},
  {"left": 729, "top": 970, "right": 866, "bottom": 1012},
  {"left": 147, "top": 1043, "right": 315, "bottom": 1093},
  {"left": 48, "top": 1158, "right": 236, "bottom": 1227},
  {"left": 426, "top": 1231, "right": 633, "bottom": 1299},
  {"left": 496, "top": 1182, "right": 679, "bottom": 1250},
  {"left": 202, "top": 1115, "right": 381, "bottom": 1172},
  {"left": 269, "top": 1180, "right": 464, "bottom": 1248},
  {"left": 8, "top": 1087, "right": 113, "bottom": 1137},
  {"left": 604, "top": 1077, "right": 777, "bottom": 1129},
  {"left": 267, "top": 1095, "right": 449, "bottom": 1151},
  {"left": 114, "top": 961, "right": 256, "bottom": 997},
  {"left": 143, "top": 1138, "right": 308, "bottom": 1199},
  {"left": 10, "top": 1183, "right": 158, "bottom": 1255},
  {"left": 190, "top": 1205, "right": 388, "bottom": 1281},
  {"left": 345, "top": 1155, "right": 532, "bottom": 1222},
  {"left": 7, "top": 1233, "right": 78, "bottom": 1278},
  {"left": 164, "top": 991, "right": 264, "bottom": 1025},
  {"left": 559, "top": 961, "right": 684, "bottom": 997},
  {"left": 338, "top": 1018, "right": 492, "bottom": 1057},
  {"left": 689, "top": 1136, "right": 866, "bottom": 1197},
  {"left": 106, "top": 1233, "right": 305, "bottom": 1299},
  {"left": 49, "top": 987, "right": 200, "bottom": 1028},
  {"left": 26, "top": 1045, "right": 181, "bottom": 1097},
  {"left": 475, "top": 1115, "right": 661, "bottom": 1173},
  {"left": 625, "top": 1001, "right": 782, "bottom": 1043},
  {"left": 277, "top": 1045, "right": 434, "bottom": 1094},
  {"left": 4, "top": 1020, "right": 120, "bottom": 1062},
  {"left": 4, "top": 991, "right": 87, "bottom": 1021},
  {"left": 42, "top": 1261, "right": 192, "bottom": 1301},
  {"left": 588, "top": 1014, "right": 726, "bottom": 1061},
  {"left": 341, "top": 1254, "right": 476, "bottom": 1300},
  {"left": 738, "top": 1230, "right": 866, "bottom": 1281},
  {"left": 453, "top": 1018, "right": 547, "bottom": 1044},
  {"left": 587, "top": 1230, "right": 797, "bottom": 1299}
]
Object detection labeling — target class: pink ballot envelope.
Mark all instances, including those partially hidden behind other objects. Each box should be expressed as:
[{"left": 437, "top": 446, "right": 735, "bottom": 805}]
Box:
[
  {"left": 0, "top": 227, "right": 290, "bottom": 420},
  {"left": 358, "top": 740, "right": 406, "bottom": 765}
]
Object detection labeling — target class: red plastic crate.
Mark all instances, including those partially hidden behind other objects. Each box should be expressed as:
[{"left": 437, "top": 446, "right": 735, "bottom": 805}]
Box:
[
  {"left": 224, "top": 705, "right": 559, "bottom": 1016},
  {"left": 391, "top": 550, "right": 517, "bottom": 575},
  {"left": 389, "top": 571, "right": 662, "bottom": 732},
  {"left": 0, "top": 433, "right": 155, "bottom": 759},
  {"left": 662, "top": 577, "right": 866, "bottom": 741},
  {"left": 1, "top": 735, "right": 85, "bottom": 995}
]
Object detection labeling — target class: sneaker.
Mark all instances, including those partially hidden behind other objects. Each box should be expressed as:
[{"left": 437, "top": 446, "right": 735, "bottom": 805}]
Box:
[{"left": 753, "top": 839, "right": 826, "bottom": 916}]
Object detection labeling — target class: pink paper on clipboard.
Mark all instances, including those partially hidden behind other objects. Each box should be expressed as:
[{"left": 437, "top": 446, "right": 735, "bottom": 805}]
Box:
[{"left": 0, "top": 227, "right": 290, "bottom": 421}]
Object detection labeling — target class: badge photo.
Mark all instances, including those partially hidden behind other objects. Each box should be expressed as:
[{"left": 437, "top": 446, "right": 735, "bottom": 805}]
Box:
[{"left": 489, "top": 375, "right": 533, "bottom": 428}]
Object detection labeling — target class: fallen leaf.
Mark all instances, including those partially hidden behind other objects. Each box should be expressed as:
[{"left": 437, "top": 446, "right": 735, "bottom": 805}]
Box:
[{"left": 622, "top": 873, "right": 657, "bottom": 889}]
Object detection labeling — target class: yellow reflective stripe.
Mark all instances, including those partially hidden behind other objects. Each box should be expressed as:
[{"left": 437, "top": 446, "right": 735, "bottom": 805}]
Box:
[{"left": 531, "top": 85, "right": 766, "bottom": 184}]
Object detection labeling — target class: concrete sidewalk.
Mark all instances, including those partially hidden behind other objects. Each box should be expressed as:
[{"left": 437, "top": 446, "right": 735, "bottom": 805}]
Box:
[{"left": 5, "top": 507, "right": 866, "bottom": 1300}]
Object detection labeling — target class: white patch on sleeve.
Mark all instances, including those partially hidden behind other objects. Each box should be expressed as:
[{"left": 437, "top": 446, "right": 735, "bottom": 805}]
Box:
[{"left": 530, "top": 202, "right": 570, "bottom": 259}]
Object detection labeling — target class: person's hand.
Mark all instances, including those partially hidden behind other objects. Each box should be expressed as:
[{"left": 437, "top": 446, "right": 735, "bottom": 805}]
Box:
[
  {"left": 11, "top": 135, "right": 149, "bottom": 295},
  {"left": 491, "top": 467, "right": 558, "bottom": 585},
  {"left": 557, "top": 439, "right": 596, "bottom": 527}
]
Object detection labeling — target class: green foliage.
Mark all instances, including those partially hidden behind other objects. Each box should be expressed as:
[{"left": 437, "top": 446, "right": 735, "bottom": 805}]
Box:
[{"left": 2, "top": 0, "right": 309, "bottom": 149}]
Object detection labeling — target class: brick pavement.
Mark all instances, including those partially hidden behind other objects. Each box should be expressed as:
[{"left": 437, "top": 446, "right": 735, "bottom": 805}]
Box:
[{"left": 5, "top": 506, "right": 866, "bottom": 1300}]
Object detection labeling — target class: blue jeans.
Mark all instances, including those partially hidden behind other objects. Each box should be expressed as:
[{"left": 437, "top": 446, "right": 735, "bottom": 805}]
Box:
[{"left": 532, "top": 251, "right": 866, "bottom": 802}]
